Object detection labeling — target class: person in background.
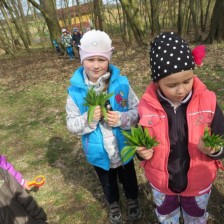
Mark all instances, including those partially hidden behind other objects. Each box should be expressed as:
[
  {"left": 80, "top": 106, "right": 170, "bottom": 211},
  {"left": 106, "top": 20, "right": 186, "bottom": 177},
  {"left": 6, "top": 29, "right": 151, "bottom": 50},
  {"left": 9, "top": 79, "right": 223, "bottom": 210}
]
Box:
[
  {"left": 137, "top": 32, "right": 224, "bottom": 223},
  {"left": 66, "top": 29, "right": 141, "bottom": 224},
  {"left": 61, "top": 28, "right": 74, "bottom": 60},
  {"left": 0, "top": 167, "right": 48, "bottom": 223},
  {"left": 0, "top": 155, "right": 30, "bottom": 190},
  {"left": 72, "top": 27, "right": 82, "bottom": 56},
  {"left": 52, "top": 39, "right": 61, "bottom": 54},
  {"left": 79, "top": 30, "right": 83, "bottom": 37}
]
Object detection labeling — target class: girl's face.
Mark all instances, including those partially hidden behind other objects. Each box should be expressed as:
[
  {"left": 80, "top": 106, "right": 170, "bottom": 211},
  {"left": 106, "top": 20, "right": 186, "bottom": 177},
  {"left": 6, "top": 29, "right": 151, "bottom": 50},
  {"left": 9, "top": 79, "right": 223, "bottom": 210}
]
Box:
[
  {"left": 83, "top": 56, "right": 109, "bottom": 83},
  {"left": 158, "top": 70, "right": 194, "bottom": 104}
]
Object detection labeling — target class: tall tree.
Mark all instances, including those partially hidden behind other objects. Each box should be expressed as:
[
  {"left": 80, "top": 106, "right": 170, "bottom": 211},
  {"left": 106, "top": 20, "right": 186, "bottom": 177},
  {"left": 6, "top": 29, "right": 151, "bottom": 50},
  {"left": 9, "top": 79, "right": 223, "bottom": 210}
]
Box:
[
  {"left": 2, "top": 0, "right": 30, "bottom": 52},
  {"left": 203, "top": 0, "right": 212, "bottom": 32},
  {"left": 119, "top": 0, "right": 148, "bottom": 46},
  {"left": 150, "top": 0, "right": 161, "bottom": 36},
  {"left": 0, "top": 1, "right": 16, "bottom": 48},
  {"left": 189, "top": 0, "right": 200, "bottom": 41},
  {"left": 178, "top": 0, "right": 184, "bottom": 35},
  {"left": 0, "top": 20, "right": 15, "bottom": 56},
  {"left": 93, "top": 0, "right": 104, "bottom": 30},
  {"left": 27, "top": 0, "right": 61, "bottom": 45},
  {"left": 207, "top": 0, "right": 224, "bottom": 43},
  {"left": 16, "top": 0, "right": 32, "bottom": 45}
]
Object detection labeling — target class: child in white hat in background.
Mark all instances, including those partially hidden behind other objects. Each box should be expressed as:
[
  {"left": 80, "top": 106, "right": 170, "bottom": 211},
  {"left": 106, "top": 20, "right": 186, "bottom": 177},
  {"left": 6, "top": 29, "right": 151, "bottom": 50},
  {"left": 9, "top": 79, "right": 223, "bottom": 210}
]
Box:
[
  {"left": 65, "top": 30, "right": 141, "bottom": 223},
  {"left": 61, "top": 28, "right": 74, "bottom": 60}
]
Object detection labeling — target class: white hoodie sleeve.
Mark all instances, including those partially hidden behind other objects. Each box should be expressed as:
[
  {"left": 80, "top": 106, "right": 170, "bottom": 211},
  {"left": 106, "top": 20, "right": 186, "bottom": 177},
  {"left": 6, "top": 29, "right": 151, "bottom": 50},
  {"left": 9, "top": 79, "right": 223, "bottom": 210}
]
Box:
[{"left": 66, "top": 95, "right": 98, "bottom": 135}]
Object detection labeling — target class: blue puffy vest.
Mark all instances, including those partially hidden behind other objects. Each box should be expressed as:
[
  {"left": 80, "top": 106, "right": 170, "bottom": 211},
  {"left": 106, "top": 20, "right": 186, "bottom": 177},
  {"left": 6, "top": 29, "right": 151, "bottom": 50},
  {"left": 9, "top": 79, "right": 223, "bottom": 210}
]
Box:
[{"left": 68, "top": 65, "right": 132, "bottom": 170}]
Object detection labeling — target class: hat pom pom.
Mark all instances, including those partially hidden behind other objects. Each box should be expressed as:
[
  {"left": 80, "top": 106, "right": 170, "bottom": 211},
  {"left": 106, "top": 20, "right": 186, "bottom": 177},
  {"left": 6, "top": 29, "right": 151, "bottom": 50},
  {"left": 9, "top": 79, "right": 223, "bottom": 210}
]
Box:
[{"left": 192, "top": 45, "right": 206, "bottom": 66}]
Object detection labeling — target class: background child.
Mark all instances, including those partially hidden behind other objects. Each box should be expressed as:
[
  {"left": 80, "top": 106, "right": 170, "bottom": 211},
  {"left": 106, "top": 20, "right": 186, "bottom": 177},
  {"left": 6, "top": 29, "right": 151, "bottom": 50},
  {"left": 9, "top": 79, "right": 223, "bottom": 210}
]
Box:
[
  {"left": 0, "top": 167, "right": 47, "bottom": 223},
  {"left": 137, "top": 32, "right": 224, "bottom": 223},
  {"left": 0, "top": 155, "right": 30, "bottom": 190},
  {"left": 66, "top": 30, "right": 141, "bottom": 223},
  {"left": 72, "top": 27, "right": 82, "bottom": 56},
  {"left": 52, "top": 39, "right": 61, "bottom": 54},
  {"left": 61, "top": 28, "right": 74, "bottom": 60}
]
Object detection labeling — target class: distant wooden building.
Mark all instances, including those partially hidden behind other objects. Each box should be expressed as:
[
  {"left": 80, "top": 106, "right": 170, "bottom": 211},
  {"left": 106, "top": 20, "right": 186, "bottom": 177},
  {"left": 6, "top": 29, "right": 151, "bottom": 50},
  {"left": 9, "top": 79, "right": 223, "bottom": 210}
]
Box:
[{"left": 57, "top": 3, "right": 93, "bottom": 32}]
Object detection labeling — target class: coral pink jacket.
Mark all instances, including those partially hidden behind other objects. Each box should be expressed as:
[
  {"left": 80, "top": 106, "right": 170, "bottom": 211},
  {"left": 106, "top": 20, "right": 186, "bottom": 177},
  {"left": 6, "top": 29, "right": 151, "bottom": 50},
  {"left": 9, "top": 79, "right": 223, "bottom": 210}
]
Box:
[{"left": 138, "top": 76, "right": 222, "bottom": 196}]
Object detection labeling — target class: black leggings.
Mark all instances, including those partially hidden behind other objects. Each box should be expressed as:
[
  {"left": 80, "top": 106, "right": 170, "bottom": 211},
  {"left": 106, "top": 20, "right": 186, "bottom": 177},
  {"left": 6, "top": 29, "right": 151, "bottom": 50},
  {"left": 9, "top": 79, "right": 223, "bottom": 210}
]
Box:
[{"left": 94, "top": 160, "right": 139, "bottom": 204}]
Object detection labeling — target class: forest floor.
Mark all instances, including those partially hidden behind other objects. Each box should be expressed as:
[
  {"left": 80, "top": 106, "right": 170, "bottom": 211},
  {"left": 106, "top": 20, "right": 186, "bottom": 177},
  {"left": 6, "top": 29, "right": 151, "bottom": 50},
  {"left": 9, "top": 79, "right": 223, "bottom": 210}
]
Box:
[{"left": 0, "top": 38, "right": 224, "bottom": 224}]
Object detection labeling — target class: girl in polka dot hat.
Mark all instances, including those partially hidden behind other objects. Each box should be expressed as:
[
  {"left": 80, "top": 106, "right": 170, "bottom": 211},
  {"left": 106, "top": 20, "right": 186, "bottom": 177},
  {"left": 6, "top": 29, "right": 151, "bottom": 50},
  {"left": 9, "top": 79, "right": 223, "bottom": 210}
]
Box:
[{"left": 137, "top": 32, "right": 224, "bottom": 223}]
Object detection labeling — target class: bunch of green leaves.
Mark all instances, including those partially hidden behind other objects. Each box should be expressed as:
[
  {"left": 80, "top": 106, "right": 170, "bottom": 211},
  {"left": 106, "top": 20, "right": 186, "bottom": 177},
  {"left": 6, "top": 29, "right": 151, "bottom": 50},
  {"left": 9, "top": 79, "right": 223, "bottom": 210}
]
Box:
[
  {"left": 121, "top": 125, "right": 159, "bottom": 163},
  {"left": 83, "top": 88, "right": 113, "bottom": 125},
  {"left": 202, "top": 127, "right": 224, "bottom": 151}
]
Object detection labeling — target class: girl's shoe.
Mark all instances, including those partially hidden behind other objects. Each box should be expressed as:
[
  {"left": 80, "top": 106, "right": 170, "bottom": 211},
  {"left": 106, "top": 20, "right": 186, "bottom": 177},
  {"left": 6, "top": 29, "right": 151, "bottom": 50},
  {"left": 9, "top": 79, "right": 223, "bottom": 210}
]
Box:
[
  {"left": 109, "top": 201, "right": 122, "bottom": 224},
  {"left": 127, "top": 198, "right": 142, "bottom": 221}
]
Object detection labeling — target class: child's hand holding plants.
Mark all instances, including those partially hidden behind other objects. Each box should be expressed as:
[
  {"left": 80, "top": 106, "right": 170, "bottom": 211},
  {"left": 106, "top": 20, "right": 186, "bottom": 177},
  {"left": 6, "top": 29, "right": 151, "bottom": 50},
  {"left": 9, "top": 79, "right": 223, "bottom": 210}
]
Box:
[
  {"left": 198, "top": 127, "right": 224, "bottom": 155},
  {"left": 106, "top": 111, "right": 119, "bottom": 127},
  {"left": 136, "top": 146, "right": 154, "bottom": 160},
  {"left": 83, "top": 88, "right": 113, "bottom": 125},
  {"left": 121, "top": 125, "right": 159, "bottom": 163},
  {"left": 92, "top": 105, "right": 103, "bottom": 122}
]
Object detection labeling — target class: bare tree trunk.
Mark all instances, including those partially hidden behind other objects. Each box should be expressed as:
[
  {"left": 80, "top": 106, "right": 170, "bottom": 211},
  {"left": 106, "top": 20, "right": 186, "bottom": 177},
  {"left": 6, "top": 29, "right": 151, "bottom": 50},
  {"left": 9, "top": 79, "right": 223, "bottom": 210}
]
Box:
[
  {"left": 182, "top": 1, "right": 190, "bottom": 36},
  {"left": 178, "top": 0, "right": 184, "bottom": 35},
  {"left": 93, "top": 0, "right": 104, "bottom": 30},
  {"left": 119, "top": 0, "right": 148, "bottom": 46},
  {"left": 143, "top": 0, "right": 151, "bottom": 30},
  {"left": 122, "top": 8, "right": 130, "bottom": 46},
  {"left": 206, "top": 0, "right": 224, "bottom": 43},
  {"left": 189, "top": 0, "right": 201, "bottom": 41},
  {"left": 0, "top": 2, "right": 16, "bottom": 49},
  {"left": 116, "top": 0, "right": 123, "bottom": 34},
  {"left": 17, "top": 0, "right": 32, "bottom": 45},
  {"left": 150, "top": 0, "right": 161, "bottom": 36},
  {"left": 168, "top": 0, "right": 175, "bottom": 28},
  {"left": 0, "top": 21, "right": 15, "bottom": 56},
  {"left": 203, "top": 0, "right": 211, "bottom": 32},
  {"left": 2, "top": 0, "right": 30, "bottom": 52},
  {"left": 75, "top": 0, "right": 84, "bottom": 31}
]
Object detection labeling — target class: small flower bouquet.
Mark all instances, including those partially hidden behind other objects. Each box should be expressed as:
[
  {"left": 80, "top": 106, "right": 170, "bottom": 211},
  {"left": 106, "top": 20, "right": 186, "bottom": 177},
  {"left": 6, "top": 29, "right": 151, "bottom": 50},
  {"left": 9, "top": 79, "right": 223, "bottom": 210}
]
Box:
[
  {"left": 121, "top": 124, "right": 159, "bottom": 163},
  {"left": 202, "top": 127, "right": 224, "bottom": 152},
  {"left": 83, "top": 88, "right": 113, "bottom": 124}
]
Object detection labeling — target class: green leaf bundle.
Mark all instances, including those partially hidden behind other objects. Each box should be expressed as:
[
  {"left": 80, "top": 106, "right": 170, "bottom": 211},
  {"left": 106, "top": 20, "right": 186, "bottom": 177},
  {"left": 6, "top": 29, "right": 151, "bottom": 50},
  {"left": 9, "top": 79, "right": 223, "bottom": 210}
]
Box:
[
  {"left": 202, "top": 127, "right": 224, "bottom": 152},
  {"left": 121, "top": 125, "right": 159, "bottom": 163},
  {"left": 83, "top": 88, "right": 113, "bottom": 125}
]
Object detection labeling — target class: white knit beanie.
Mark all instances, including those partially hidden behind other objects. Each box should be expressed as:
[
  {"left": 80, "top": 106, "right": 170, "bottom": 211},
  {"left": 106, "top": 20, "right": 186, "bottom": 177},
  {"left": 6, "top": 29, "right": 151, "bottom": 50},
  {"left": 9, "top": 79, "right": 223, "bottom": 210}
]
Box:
[{"left": 79, "top": 29, "right": 114, "bottom": 63}]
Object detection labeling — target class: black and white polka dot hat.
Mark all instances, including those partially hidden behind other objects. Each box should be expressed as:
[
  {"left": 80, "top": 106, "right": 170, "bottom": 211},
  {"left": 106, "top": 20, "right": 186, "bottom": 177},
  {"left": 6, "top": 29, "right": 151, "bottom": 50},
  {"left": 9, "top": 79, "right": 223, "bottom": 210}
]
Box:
[{"left": 150, "top": 32, "right": 195, "bottom": 82}]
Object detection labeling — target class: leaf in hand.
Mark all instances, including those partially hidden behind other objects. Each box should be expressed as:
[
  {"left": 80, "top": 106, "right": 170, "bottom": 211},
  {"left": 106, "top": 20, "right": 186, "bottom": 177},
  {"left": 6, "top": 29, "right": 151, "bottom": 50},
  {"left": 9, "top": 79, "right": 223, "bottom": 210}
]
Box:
[
  {"left": 121, "top": 146, "right": 137, "bottom": 163},
  {"left": 202, "top": 127, "right": 224, "bottom": 151},
  {"left": 121, "top": 124, "right": 159, "bottom": 163},
  {"left": 87, "top": 106, "right": 96, "bottom": 125},
  {"left": 83, "top": 88, "right": 114, "bottom": 124}
]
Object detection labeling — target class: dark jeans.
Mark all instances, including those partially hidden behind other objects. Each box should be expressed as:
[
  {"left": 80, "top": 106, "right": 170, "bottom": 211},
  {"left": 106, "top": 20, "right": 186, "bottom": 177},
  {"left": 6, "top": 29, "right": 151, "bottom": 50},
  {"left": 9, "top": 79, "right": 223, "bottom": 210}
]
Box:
[{"left": 94, "top": 160, "right": 139, "bottom": 204}]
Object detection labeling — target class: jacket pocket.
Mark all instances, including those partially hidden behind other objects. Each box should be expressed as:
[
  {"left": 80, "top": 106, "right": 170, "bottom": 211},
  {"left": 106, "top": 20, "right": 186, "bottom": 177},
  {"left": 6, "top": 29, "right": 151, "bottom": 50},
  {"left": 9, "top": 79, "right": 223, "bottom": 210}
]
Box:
[{"left": 139, "top": 114, "right": 161, "bottom": 128}]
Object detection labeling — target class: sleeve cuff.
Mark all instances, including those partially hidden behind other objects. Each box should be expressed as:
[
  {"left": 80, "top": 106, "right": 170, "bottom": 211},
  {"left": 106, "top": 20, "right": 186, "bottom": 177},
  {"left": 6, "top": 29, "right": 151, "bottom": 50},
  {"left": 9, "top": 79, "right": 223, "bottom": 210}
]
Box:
[
  {"left": 209, "top": 147, "right": 223, "bottom": 157},
  {"left": 113, "top": 112, "right": 122, "bottom": 127}
]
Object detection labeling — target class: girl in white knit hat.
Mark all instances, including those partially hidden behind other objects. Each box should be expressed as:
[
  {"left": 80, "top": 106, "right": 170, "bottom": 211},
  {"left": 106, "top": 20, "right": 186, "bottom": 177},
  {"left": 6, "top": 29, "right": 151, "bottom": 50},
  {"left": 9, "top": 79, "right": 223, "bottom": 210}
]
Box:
[{"left": 65, "top": 30, "right": 141, "bottom": 223}]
